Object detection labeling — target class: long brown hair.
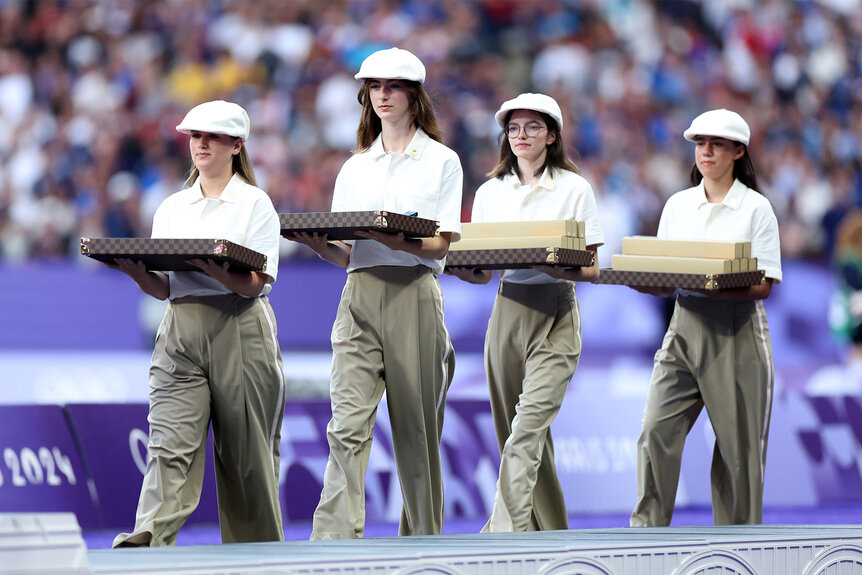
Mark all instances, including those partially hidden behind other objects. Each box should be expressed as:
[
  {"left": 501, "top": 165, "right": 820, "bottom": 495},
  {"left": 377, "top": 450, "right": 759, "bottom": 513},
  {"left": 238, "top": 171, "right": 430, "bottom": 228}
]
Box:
[
  {"left": 183, "top": 142, "right": 257, "bottom": 188},
  {"left": 689, "top": 142, "right": 760, "bottom": 193},
  {"left": 487, "top": 110, "right": 579, "bottom": 180},
  {"left": 354, "top": 79, "right": 444, "bottom": 152}
]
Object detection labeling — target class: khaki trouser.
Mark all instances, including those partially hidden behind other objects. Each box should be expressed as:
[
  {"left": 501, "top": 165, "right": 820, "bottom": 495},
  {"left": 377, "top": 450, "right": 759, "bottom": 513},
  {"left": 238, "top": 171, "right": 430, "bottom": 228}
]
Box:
[
  {"left": 113, "top": 294, "right": 286, "bottom": 547},
  {"left": 630, "top": 296, "right": 774, "bottom": 527},
  {"left": 311, "top": 266, "right": 455, "bottom": 539},
  {"left": 481, "top": 281, "right": 581, "bottom": 533}
]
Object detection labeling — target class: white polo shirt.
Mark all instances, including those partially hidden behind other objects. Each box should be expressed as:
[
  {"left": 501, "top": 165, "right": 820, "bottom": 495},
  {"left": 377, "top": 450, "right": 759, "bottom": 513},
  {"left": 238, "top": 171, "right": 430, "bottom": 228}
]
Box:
[
  {"left": 152, "top": 173, "right": 281, "bottom": 299},
  {"left": 657, "top": 179, "right": 782, "bottom": 284},
  {"left": 330, "top": 128, "right": 463, "bottom": 274},
  {"left": 471, "top": 167, "right": 604, "bottom": 284}
]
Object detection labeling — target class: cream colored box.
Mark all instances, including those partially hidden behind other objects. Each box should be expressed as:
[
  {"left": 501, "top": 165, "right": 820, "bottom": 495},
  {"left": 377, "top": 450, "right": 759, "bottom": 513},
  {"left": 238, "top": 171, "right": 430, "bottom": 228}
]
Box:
[
  {"left": 621, "top": 236, "right": 748, "bottom": 259},
  {"left": 611, "top": 254, "right": 734, "bottom": 273},
  {"left": 461, "top": 220, "right": 583, "bottom": 239},
  {"left": 450, "top": 236, "right": 572, "bottom": 251}
]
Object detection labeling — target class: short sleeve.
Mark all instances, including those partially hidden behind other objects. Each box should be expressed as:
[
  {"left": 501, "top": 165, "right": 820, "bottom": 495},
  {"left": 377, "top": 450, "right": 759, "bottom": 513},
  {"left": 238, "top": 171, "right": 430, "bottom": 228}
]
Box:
[
  {"left": 751, "top": 203, "right": 782, "bottom": 283},
  {"left": 435, "top": 156, "right": 463, "bottom": 241}
]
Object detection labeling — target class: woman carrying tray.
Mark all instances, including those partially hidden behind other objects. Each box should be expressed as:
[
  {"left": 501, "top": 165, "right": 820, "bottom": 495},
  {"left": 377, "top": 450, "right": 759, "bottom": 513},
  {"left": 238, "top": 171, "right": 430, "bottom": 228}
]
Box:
[
  {"left": 449, "top": 93, "right": 603, "bottom": 532},
  {"left": 111, "top": 100, "right": 285, "bottom": 546},
  {"left": 288, "top": 48, "right": 462, "bottom": 538},
  {"left": 630, "top": 109, "right": 782, "bottom": 526}
]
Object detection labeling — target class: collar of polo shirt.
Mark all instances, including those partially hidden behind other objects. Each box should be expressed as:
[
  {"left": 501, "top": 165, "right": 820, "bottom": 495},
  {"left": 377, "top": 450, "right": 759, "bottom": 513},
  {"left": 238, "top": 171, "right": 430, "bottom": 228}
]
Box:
[
  {"left": 186, "top": 174, "right": 243, "bottom": 204},
  {"left": 695, "top": 178, "right": 746, "bottom": 210},
  {"left": 509, "top": 167, "right": 557, "bottom": 191},
  {"left": 369, "top": 128, "right": 430, "bottom": 160}
]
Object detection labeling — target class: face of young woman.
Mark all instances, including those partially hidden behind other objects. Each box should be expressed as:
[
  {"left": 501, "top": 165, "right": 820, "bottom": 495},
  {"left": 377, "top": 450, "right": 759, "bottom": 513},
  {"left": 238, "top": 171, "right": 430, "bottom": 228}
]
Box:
[
  {"left": 368, "top": 78, "right": 411, "bottom": 124},
  {"left": 189, "top": 131, "right": 240, "bottom": 174},
  {"left": 694, "top": 136, "right": 744, "bottom": 182},
  {"left": 506, "top": 109, "right": 555, "bottom": 164}
]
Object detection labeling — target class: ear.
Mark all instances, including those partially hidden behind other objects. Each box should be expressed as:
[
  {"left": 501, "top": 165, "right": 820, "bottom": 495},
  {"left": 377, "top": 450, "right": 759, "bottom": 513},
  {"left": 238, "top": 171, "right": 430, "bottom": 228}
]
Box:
[
  {"left": 546, "top": 131, "right": 556, "bottom": 146},
  {"left": 734, "top": 144, "right": 745, "bottom": 160},
  {"left": 233, "top": 138, "right": 244, "bottom": 155}
]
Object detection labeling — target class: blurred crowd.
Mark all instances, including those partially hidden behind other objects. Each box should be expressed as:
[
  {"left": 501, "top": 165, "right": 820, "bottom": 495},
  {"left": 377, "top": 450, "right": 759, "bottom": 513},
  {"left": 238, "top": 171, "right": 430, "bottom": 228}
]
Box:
[{"left": 0, "top": 0, "right": 860, "bottom": 265}]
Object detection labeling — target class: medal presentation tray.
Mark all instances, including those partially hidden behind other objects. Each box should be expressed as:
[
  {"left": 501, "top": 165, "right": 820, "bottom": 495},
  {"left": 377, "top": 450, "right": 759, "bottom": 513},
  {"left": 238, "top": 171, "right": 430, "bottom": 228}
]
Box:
[
  {"left": 446, "top": 247, "right": 595, "bottom": 270},
  {"left": 80, "top": 238, "right": 267, "bottom": 273},
  {"left": 595, "top": 269, "right": 765, "bottom": 291},
  {"left": 280, "top": 211, "right": 439, "bottom": 241}
]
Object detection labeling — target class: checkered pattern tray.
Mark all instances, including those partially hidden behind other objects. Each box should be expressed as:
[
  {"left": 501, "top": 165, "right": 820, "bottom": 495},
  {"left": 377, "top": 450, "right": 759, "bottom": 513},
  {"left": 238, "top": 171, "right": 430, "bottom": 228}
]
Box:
[
  {"left": 280, "top": 211, "right": 439, "bottom": 241},
  {"left": 595, "top": 268, "right": 765, "bottom": 290},
  {"left": 80, "top": 238, "right": 267, "bottom": 273},
  {"left": 446, "top": 247, "right": 595, "bottom": 270}
]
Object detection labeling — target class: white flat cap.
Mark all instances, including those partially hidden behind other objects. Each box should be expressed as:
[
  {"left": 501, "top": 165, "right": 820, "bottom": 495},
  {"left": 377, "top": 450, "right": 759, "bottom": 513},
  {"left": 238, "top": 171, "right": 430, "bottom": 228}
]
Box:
[
  {"left": 355, "top": 47, "right": 426, "bottom": 84},
  {"left": 683, "top": 108, "right": 750, "bottom": 146},
  {"left": 176, "top": 100, "right": 250, "bottom": 141},
  {"left": 494, "top": 93, "right": 564, "bottom": 132}
]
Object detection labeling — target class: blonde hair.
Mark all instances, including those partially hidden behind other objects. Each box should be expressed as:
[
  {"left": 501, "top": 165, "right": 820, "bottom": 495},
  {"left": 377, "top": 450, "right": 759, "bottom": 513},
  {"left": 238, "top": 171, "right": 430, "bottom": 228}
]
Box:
[{"left": 183, "top": 142, "right": 257, "bottom": 188}]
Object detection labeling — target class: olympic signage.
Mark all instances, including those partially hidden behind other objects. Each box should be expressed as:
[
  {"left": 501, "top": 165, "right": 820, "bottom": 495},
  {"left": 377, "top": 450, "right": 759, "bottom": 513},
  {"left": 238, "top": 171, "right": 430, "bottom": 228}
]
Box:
[{"left": 0, "top": 405, "right": 97, "bottom": 526}]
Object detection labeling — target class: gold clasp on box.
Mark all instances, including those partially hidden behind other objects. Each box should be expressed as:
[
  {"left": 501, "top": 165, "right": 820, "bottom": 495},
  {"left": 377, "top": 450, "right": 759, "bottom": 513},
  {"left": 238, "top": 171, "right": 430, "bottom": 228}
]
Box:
[{"left": 704, "top": 274, "right": 716, "bottom": 290}]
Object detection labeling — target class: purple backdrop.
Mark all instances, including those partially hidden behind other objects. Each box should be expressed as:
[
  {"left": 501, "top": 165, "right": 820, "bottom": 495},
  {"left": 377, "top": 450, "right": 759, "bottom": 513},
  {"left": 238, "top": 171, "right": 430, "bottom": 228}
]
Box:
[
  {"left": 0, "top": 405, "right": 98, "bottom": 526},
  {"left": 63, "top": 403, "right": 219, "bottom": 529}
]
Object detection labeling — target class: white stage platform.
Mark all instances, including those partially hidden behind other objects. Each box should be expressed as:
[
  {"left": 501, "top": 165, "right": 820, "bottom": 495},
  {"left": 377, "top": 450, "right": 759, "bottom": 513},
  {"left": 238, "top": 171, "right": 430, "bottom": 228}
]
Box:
[{"left": 81, "top": 525, "right": 862, "bottom": 575}]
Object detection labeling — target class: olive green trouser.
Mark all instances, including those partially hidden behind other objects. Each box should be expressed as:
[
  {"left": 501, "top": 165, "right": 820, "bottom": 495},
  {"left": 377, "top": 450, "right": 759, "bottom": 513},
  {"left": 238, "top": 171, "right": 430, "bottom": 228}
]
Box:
[
  {"left": 481, "top": 281, "right": 581, "bottom": 533},
  {"left": 631, "top": 296, "right": 774, "bottom": 527},
  {"left": 113, "top": 294, "right": 285, "bottom": 547},
  {"left": 311, "top": 266, "right": 455, "bottom": 539}
]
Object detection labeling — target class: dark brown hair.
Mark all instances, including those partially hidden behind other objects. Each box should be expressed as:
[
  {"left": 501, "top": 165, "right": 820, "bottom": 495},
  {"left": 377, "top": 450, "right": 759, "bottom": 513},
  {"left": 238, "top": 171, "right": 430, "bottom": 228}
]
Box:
[
  {"left": 487, "top": 110, "right": 579, "bottom": 180},
  {"left": 355, "top": 79, "right": 443, "bottom": 151},
  {"left": 689, "top": 142, "right": 760, "bottom": 193}
]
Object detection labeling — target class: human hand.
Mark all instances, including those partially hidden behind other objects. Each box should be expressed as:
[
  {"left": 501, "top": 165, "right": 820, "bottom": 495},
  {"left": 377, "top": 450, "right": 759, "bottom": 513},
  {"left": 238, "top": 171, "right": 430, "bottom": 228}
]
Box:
[
  {"left": 284, "top": 231, "right": 331, "bottom": 254},
  {"left": 188, "top": 258, "right": 231, "bottom": 281},
  {"left": 111, "top": 258, "right": 149, "bottom": 281},
  {"left": 355, "top": 229, "right": 410, "bottom": 251}
]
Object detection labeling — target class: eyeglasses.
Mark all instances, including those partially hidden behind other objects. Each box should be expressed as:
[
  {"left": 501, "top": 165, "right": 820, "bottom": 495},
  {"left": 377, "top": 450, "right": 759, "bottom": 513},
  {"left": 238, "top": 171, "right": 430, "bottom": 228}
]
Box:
[{"left": 506, "top": 122, "right": 546, "bottom": 138}]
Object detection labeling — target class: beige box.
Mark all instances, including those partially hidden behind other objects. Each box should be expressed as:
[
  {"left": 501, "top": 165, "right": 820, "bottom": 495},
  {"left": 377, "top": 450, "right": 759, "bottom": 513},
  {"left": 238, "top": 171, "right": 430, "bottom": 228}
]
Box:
[
  {"left": 450, "top": 236, "right": 573, "bottom": 251},
  {"left": 748, "top": 257, "right": 758, "bottom": 271},
  {"left": 611, "top": 254, "right": 734, "bottom": 274},
  {"left": 621, "top": 236, "right": 749, "bottom": 259},
  {"left": 461, "top": 220, "right": 583, "bottom": 239}
]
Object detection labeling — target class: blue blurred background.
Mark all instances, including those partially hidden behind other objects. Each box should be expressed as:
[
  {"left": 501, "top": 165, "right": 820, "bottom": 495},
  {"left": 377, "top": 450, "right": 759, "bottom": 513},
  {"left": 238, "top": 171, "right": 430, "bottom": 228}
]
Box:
[
  {"left": 1, "top": 0, "right": 862, "bottom": 542},
  {"left": 0, "top": 0, "right": 855, "bottom": 384}
]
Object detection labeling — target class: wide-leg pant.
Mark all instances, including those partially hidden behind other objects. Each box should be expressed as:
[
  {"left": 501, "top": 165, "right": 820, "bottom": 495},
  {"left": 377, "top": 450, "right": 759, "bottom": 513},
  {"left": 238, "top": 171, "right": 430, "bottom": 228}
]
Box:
[
  {"left": 481, "top": 281, "right": 581, "bottom": 533},
  {"left": 113, "top": 294, "right": 286, "bottom": 547},
  {"left": 630, "top": 296, "right": 774, "bottom": 527},
  {"left": 310, "top": 266, "right": 455, "bottom": 539}
]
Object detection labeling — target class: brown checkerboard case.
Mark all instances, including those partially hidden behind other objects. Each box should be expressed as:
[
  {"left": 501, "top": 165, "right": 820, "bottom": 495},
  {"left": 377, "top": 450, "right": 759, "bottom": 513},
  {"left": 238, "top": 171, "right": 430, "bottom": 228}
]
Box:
[
  {"left": 80, "top": 238, "right": 267, "bottom": 273},
  {"left": 445, "top": 247, "right": 595, "bottom": 270},
  {"left": 595, "top": 269, "right": 765, "bottom": 290},
  {"left": 280, "top": 211, "right": 439, "bottom": 241}
]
